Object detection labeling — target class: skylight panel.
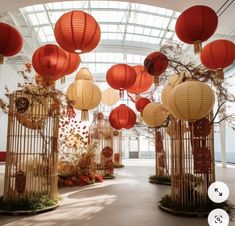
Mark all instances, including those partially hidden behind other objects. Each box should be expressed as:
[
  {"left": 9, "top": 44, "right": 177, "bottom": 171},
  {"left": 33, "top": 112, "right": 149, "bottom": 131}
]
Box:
[
  {"left": 169, "top": 19, "right": 176, "bottom": 30},
  {"left": 62, "top": 1, "right": 73, "bottom": 9},
  {"left": 143, "top": 28, "right": 152, "bottom": 36},
  {"left": 24, "top": 6, "right": 34, "bottom": 13},
  {"left": 28, "top": 14, "right": 40, "bottom": 26},
  {"left": 32, "top": 4, "right": 44, "bottom": 12},
  {"left": 42, "top": 26, "right": 54, "bottom": 35},
  {"left": 38, "top": 28, "right": 47, "bottom": 42},
  {"left": 151, "top": 29, "right": 161, "bottom": 37},
  {"left": 165, "top": 31, "right": 174, "bottom": 39},
  {"left": 36, "top": 12, "right": 49, "bottom": 24},
  {"left": 46, "top": 35, "right": 56, "bottom": 42},
  {"left": 127, "top": 25, "right": 135, "bottom": 34},
  {"left": 132, "top": 34, "right": 142, "bottom": 42},
  {"left": 116, "top": 33, "right": 123, "bottom": 40},
  {"left": 134, "top": 26, "right": 144, "bottom": 34}
]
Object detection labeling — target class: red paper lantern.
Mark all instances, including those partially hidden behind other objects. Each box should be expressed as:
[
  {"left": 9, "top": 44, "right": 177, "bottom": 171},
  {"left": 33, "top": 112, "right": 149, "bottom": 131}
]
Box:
[
  {"left": 127, "top": 65, "right": 153, "bottom": 97},
  {"left": 106, "top": 64, "right": 137, "bottom": 98},
  {"left": 144, "top": 51, "right": 168, "bottom": 84},
  {"left": 200, "top": 39, "right": 235, "bottom": 80},
  {"left": 63, "top": 51, "right": 81, "bottom": 75},
  {"left": 135, "top": 97, "right": 151, "bottom": 113},
  {"left": 175, "top": 5, "right": 218, "bottom": 53},
  {"left": 54, "top": 10, "right": 101, "bottom": 53},
  {"left": 0, "top": 22, "right": 23, "bottom": 63},
  {"left": 109, "top": 104, "right": 136, "bottom": 129},
  {"left": 32, "top": 44, "right": 67, "bottom": 82}
]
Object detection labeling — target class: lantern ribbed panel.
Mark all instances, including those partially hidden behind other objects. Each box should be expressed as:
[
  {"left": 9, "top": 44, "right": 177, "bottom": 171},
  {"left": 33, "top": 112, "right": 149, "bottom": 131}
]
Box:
[
  {"left": 70, "top": 80, "right": 101, "bottom": 110},
  {"left": 101, "top": 88, "right": 119, "bottom": 106},
  {"left": 161, "top": 85, "right": 173, "bottom": 110},
  {"left": 75, "top": 68, "right": 93, "bottom": 81},
  {"left": 127, "top": 65, "right": 153, "bottom": 94},
  {"left": 200, "top": 39, "right": 235, "bottom": 70},
  {"left": 0, "top": 22, "right": 23, "bottom": 57},
  {"left": 54, "top": 10, "right": 101, "bottom": 53},
  {"left": 144, "top": 51, "right": 168, "bottom": 77},
  {"left": 142, "top": 102, "right": 168, "bottom": 128},
  {"left": 63, "top": 51, "right": 80, "bottom": 75},
  {"left": 175, "top": 5, "right": 218, "bottom": 44},
  {"left": 109, "top": 104, "right": 136, "bottom": 129},
  {"left": 106, "top": 64, "right": 137, "bottom": 90},
  {"left": 135, "top": 97, "right": 151, "bottom": 113},
  {"left": 168, "top": 80, "right": 215, "bottom": 121},
  {"left": 32, "top": 44, "right": 67, "bottom": 81}
]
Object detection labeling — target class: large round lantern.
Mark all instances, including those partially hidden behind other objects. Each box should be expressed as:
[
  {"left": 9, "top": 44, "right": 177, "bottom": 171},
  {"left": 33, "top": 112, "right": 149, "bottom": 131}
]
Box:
[
  {"left": 109, "top": 104, "right": 136, "bottom": 130},
  {"left": 0, "top": 22, "right": 23, "bottom": 63},
  {"left": 135, "top": 97, "right": 151, "bottom": 113},
  {"left": 161, "top": 85, "right": 173, "bottom": 110},
  {"left": 200, "top": 39, "right": 235, "bottom": 80},
  {"left": 168, "top": 80, "right": 215, "bottom": 121},
  {"left": 32, "top": 44, "right": 67, "bottom": 82},
  {"left": 175, "top": 5, "right": 218, "bottom": 53},
  {"left": 63, "top": 51, "right": 80, "bottom": 75},
  {"left": 67, "top": 80, "right": 101, "bottom": 120},
  {"left": 54, "top": 10, "right": 101, "bottom": 53},
  {"left": 75, "top": 68, "right": 93, "bottom": 81},
  {"left": 142, "top": 102, "right": 168, "bottom": 128},
  {"left": 127, "top": 65, "right": 153, "bottom": 97},
  {"left": 101, "top": 88, "right": 119, "bottom": 107},
  {"left": 144, "top": 51, "right": 168, "bottom": 85},
  {"left": 106, "top": 64, "right": 137, "bottom": 98}
]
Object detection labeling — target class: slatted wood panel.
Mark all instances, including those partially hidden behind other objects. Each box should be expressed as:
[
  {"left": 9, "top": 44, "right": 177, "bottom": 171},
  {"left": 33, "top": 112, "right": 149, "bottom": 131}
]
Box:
[{"left": 3, "top": 88, "right": 59, "bottom": 202}]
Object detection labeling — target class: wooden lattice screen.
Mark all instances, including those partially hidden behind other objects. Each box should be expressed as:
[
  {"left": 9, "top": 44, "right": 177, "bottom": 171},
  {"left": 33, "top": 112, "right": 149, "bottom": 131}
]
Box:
[{"left": 3, "top": 87, "right": 59, "bottom": 201}]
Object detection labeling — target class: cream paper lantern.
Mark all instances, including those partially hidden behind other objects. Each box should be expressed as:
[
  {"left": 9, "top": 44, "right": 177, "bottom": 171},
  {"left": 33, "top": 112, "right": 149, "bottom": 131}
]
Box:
[
  {"left": 161, "top": 74, "right": 184, "bottom": 110},
  {"left": 161, "top": 85, "right": 173, "bottom": 110},
  {"left": 75, "top": 67, "right": 93, "bottom": 81},
  {"left": 142, "top": 102, "right": 169, "bottom": 128},
  {"left": 102, "top": 88, "right": 119, "bottom": 106},
  {"left": 168, "top": 80, "right": 215, "bottom": 121},
  {"left": 71, "top": 80, "right": 101, "bottom": 120}
]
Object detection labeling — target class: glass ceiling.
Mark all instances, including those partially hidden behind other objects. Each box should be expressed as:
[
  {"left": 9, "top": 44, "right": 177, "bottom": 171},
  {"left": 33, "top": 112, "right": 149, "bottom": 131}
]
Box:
[{"left": 19, "top": 0, "right": 181, "bottom": 78}]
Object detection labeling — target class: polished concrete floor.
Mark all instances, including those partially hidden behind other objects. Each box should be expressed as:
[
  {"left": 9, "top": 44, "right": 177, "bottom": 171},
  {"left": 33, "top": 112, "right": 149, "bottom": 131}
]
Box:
[{"left": 0, "top": 160, "right": 235, "bottom": 226}]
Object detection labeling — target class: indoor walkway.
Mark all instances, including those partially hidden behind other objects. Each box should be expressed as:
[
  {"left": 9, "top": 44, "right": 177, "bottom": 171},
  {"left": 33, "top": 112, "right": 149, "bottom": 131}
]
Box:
[{"left": 0, "top": 160, "right": 235, "bottom": 226}]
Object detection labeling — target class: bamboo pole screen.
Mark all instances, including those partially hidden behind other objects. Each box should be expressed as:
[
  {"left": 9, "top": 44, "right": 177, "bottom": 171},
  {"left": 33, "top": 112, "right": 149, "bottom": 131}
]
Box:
[
  {"left": 170, "top": 115, "right": 215, "bottom": 208},
  {"left": 3, "top": 86, "right": 60, "bottom": 202},
  {"left": 155, "top": 127, "right": 171, "bottom": 177},
  {"left": 90, "top": 113, "right": 114, "bottom": 177}
]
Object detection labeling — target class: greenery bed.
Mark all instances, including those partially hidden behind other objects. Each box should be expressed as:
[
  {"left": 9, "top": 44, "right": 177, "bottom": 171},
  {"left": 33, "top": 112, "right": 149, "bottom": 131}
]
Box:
[
  {"left": 159, "top": 195, "right": 234, "bottom": 216},
  {"left": 0, "top": 195, "right": 58, "bottom": 212},
  {"left": 149, "top": 175, "right": 171, "bottom": 185}
]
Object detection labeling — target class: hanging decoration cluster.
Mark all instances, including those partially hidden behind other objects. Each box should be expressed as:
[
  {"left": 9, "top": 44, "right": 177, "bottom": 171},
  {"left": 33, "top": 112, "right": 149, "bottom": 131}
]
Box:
[{"left": 175, "top": 5, "right": 235, "bottom": 80}]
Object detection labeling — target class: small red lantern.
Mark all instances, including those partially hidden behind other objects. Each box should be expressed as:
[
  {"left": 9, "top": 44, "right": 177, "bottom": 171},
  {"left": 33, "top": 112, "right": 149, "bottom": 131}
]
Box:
[
  {"left": 0, "top": 22, "right": 23, "bottom": 64},
  {"left": 135, "top": 97, "right": 151, "bottom": 113},
  {"left": 200, "top": 39, "right": 235, "bottom": 80},
  {"left": 127, "top": 65, "right": 153, "bottom": 98},
  {"left": 54, "top": 10, "right": 101, "bottom": 53},
  {"left": 144, "top": 51, "right": 168, "bottom": 85},
  {"left": 106, "top": 64, "right": 137, "bottom": 98},
  {"left": 32, "top": 44, "right": 67, "bottom": 82},
  {"left": 175, "top": 5, "right": 218, "bottom": 54},
  {"left": 109, "top": 104, "right": 136, "bottom": 129}
]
